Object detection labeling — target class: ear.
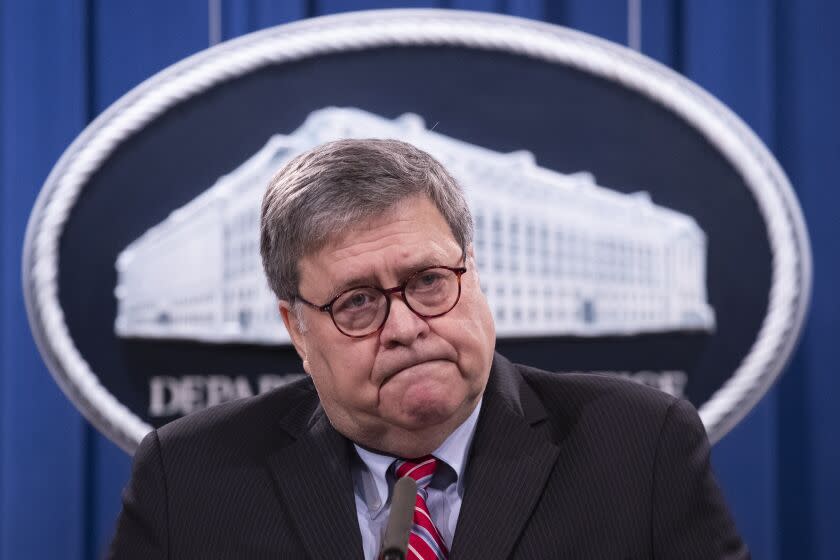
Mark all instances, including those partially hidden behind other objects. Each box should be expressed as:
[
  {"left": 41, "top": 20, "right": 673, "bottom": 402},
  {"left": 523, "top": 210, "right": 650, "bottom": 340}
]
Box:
[
  {"left": 465, "top": 244, "right": 480, "bottom": 278},
  {"left": 279, "top": 300, "right": 311, "bottom": 375},
  {"left": 464, "top": 243, "right": 487, "bottom": 296}
]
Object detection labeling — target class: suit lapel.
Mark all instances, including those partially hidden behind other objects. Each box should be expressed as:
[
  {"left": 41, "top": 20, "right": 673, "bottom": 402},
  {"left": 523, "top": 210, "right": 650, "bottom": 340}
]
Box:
[
  {"left": 267, "top": 409, "right": 365, "bottom": 560},
  {"left": 450, "top": 355, "right": 560, "bottom": 560}
]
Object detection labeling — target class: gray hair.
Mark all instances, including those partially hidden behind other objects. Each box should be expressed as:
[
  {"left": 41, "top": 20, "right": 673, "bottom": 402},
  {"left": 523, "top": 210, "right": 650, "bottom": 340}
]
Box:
[{"left": 260, "top": 138, "right": 474, "bottom": 302}]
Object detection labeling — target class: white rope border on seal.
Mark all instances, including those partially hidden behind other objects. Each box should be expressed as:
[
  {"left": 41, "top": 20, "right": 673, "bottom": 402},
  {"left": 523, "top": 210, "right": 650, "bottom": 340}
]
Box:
[{"left": 22, "top": 9, "right": 812, "bottom": 452}]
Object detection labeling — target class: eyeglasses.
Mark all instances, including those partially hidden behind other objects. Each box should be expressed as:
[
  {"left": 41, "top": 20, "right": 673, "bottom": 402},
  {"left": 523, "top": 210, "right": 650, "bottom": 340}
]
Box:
[{"left": 296, "top": 265, "right": 468, "bottom": 338}]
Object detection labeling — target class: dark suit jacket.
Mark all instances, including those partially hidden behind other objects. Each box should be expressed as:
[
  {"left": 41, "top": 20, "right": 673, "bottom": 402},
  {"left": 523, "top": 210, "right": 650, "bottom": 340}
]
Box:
[{"left": 109, "top": 353, "right": 748, "bottom": 559}]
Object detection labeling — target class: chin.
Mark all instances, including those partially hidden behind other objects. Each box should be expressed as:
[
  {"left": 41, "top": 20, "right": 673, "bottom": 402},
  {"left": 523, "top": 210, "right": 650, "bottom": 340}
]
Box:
[
  {"left": 402, "top": 405, "right": 452, "bottom": 427},
  {"left": 395, "top": 392, "right": 465, "bottom": 429}
]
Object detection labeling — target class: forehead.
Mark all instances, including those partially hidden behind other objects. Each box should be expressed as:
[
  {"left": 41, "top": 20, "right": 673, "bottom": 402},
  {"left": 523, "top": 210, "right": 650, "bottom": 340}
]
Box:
[{"left": 298, "top": 196, "right": 461, "bottom": 293}]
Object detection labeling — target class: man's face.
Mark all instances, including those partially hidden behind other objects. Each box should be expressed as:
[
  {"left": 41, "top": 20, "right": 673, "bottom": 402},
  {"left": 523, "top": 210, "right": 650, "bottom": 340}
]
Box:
[{"left": 280, "top": 195, "right": 495, "bottom": 453}]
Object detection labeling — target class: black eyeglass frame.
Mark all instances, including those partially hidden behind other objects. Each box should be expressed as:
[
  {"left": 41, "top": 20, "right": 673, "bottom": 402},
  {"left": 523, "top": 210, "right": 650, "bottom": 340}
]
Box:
[{"left": 295, "top": 264, "right": 468, "bottom": 338}]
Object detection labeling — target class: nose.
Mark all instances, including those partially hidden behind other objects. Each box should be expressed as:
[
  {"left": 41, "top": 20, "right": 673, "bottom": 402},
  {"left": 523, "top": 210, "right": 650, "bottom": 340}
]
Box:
[{"left": 379, "top": 294, "right": 429, "bottom": 348}]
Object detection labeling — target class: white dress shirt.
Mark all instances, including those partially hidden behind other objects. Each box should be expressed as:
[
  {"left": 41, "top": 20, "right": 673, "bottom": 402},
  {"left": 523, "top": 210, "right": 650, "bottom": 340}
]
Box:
[{"left": 351, "top": 398, "right": 483, "bottom": 560}]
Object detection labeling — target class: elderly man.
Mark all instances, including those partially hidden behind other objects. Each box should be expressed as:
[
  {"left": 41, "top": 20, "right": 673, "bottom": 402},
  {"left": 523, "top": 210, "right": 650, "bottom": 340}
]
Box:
[{"left": 109, "top": 139, "right": 748, "bottom": 559}]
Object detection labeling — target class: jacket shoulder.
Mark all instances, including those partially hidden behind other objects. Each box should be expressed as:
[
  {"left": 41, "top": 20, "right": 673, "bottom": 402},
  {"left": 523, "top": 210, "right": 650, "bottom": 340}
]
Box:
[
  {"left": 151, "top": 375, "right": 319, "bottom": 458},
  {"left": 513, "top": 362, "right": 686, "bottom": 436},
  {"left": 518, "top": 362, "right": 678, "bottom": 407}
]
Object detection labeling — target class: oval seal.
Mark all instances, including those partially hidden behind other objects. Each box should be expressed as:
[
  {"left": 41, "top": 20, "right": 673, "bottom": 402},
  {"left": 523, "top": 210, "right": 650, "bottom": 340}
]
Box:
[{"left": 23, "top": 9, "right": 812, "bottom": 452}]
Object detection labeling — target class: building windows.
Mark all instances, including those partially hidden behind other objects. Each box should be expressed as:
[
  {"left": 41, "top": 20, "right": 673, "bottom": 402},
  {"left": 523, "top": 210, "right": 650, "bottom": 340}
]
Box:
[{"left": 509, "top": 218, "right": 519, "bottom": 273}]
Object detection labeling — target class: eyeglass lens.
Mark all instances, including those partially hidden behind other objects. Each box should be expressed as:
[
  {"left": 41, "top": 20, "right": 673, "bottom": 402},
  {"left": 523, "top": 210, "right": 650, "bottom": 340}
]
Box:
[{"left": 331, "top": 267, "right": 461, "bottom": 336}]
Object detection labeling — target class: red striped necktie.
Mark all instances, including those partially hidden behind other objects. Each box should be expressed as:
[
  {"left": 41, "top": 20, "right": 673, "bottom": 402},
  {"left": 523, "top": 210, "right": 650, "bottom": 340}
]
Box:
[{"left": 394, "top": 456, "right": 449, "bottom": 560}]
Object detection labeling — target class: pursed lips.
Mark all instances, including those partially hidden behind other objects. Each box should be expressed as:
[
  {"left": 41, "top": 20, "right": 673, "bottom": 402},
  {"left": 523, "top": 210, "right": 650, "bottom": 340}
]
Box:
[{"left": 378, "top": 356, "right": 453, "bottom": 384}]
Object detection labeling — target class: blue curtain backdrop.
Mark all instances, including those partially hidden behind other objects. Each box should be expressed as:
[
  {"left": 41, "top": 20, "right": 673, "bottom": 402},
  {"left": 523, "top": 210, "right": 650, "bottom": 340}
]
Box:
[{"left": 0, "top": 1, "right": 836, "bottom": 558}]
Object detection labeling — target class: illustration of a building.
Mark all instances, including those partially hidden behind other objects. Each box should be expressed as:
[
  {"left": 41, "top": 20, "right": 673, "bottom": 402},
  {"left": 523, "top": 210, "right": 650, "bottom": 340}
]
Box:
[{"left": 114, "top": 107, "right": 715, "bottom": 344}]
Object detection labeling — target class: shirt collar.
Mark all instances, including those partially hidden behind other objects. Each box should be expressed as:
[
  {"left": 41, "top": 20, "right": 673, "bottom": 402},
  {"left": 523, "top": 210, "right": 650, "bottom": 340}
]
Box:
[
  {"left": 432, "top": 397, "right": 482, "bottom": 488},
  {"left": 354, "top": 444, "right": 395, "bottom": 514},
  {"left": 353, "top": 397, "right": 483, "bottom": 514}
]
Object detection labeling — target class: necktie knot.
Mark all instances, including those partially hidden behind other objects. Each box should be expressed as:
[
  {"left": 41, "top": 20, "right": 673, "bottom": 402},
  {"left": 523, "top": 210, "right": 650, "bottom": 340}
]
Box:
[{"left": 394, "top": 455, "right": 438, "bottom": 490}]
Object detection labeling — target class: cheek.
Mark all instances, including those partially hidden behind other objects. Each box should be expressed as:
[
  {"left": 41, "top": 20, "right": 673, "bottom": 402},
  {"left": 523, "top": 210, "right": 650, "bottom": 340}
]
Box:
[
  {"left": 308, "top": 338, "right": 379, "bottom": 401},
  {"left": 438, "top": 298, "right": 495, "bottom": 377}
]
